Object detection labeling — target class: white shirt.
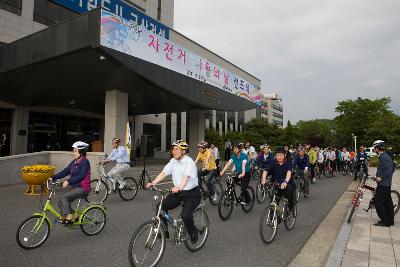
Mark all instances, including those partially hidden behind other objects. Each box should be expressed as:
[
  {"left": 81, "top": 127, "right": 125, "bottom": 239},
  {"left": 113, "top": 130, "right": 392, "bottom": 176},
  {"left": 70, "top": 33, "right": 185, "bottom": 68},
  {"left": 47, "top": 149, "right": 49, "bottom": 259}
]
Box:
[
  {"left": 317, "top": 151, "right": 324, "bottom": 163},
  {"left": 212, "top": 147, "right": 220, "bottom": 160},
  {"left": 162, "top": 155, "right": 198, "bottom": 190},
  {"left": 327, "top": 151, "right": 336, "bottom": 161},
  {"left": 341, "top": 151, "right": 350, "bottom": 161},
  {"left": 107, "top": 146, "right": 130, "bottom": 163}
]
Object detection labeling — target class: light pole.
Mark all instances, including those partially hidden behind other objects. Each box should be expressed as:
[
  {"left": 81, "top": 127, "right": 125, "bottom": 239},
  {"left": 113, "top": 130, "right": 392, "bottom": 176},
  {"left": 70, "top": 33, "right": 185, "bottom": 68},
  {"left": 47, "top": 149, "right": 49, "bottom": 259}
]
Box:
[{"left": 352, "top": 134, "right": 357, "bottom": 152}]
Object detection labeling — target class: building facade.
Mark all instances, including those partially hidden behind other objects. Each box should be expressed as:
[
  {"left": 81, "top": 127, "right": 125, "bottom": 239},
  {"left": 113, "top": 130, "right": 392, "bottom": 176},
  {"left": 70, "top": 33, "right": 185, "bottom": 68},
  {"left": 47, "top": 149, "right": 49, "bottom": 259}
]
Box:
[{"left": 0, "top": 0, "right": 262, "bottom": 158}]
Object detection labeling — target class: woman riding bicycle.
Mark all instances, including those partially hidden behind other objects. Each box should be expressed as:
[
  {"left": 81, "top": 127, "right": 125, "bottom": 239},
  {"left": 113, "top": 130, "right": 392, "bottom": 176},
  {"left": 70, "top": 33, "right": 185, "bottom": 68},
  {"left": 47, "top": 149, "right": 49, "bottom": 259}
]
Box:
[
  {"left": 51, "top": 141, "right": 91, "bottom": 223},
  {"left": 146, "top": 140, "right": 201, "bottom": 244},
  {"left": 194, "top": 141, "right": 218, "bottom": 202}
]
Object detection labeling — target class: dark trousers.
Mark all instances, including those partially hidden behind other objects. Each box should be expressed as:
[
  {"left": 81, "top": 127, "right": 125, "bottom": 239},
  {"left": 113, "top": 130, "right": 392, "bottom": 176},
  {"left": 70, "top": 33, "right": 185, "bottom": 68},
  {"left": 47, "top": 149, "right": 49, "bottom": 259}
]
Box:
[
  {"left": 355, "top": 162, "right": 368, "bottom": 177},
  {"left": 59, "top": 186, "right": 88, "bottom": 216},
  {"left": 375, "top": 185, "right": 394, "bottom": 225},
  {"left": 238, "top": 172, "right": 251, "bottom": 202},
  {"left": 199, "top": 169, "right": 217, "bottom": 195},
  {"left": 310, "top": 163, "right": 315, "bottom": 178},
  {"left": 277, "top": 184, "right": 295, "bottom": 211},
  {"left": 224, "top": 148, "right": 231, "bottom": 161},
  {"left": 161, "top": 188, "right": 201, "bottom": 237}
]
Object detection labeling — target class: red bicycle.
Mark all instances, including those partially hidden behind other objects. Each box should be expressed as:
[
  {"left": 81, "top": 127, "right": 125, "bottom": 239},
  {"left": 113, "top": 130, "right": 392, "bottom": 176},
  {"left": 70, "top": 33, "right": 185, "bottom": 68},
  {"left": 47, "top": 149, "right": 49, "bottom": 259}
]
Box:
[{"left": 347, "top": 176, "right": 400, "bottom": 223}]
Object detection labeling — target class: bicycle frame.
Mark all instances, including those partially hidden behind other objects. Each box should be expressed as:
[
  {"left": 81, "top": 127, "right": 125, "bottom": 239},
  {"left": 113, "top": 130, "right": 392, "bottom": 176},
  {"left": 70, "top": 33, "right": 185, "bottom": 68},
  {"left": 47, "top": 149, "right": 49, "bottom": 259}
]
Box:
[{"left": 225, "top": 174, "right": 244, "bottom": 204}]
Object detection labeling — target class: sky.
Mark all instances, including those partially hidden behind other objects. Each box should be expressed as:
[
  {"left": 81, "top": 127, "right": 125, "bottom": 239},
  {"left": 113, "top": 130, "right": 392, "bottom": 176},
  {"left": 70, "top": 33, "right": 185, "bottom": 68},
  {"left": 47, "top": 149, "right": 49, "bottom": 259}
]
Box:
[{"left": 173, "top": 0, "right": 400, "bottom": 124}]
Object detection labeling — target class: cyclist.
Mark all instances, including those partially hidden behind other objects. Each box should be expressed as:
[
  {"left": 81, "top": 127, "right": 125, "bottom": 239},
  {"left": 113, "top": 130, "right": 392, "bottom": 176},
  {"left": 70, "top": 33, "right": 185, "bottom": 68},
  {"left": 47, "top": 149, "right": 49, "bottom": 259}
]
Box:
[
  {"left": 316, "top": 146, "right": 325, "bottom": 175},
  {"left": 354, "top": 146, "right": 369, "bottom": 181},
  {"left": 146, "top": 140, "right": 201, "bottom": 243},
  {"left": 373, "top": 140, "right": 395, "bottom": 226},
  {"left": 244, "top": 141, "right": 257, "bottom": 163},
  {"left": 220, "top": 142, "right": 251, "bottom": 205},
  {"left": 194, "top": 141, "right": 218, "bottom": 202},
  {"left": 52, "top": 141, "right": 91, "bottom": 223},
  {"left": 261, "top": 146, "right": 295, "bottom": 211},
  {"left": 326, "top": 147, "right": 336, "bottom": 175},
  {"left": 293, "top": 146, "right": 310, "bottom": 198},
  {"left": 210, "top": 142, "right": 220, "bottom": 169},
  {"left": 102, "top": 137, "right": 130, "bottom": 194},
  {"left": 255, "top": 144, "right": 275, "bottom": 183},
  {"left": 341, "top": 147, "right": 351, "bottom": 173},
  {"left": 308, "top": 146, "right": 317, "bottom": 183},
  {"left": 284, "top": 145, "right": 292, "bottom": 160}
]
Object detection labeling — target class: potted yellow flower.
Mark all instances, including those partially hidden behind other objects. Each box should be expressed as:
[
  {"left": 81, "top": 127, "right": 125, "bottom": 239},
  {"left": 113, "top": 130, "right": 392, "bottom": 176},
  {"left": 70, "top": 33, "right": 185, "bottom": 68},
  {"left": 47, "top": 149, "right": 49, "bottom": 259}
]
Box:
[{"left": 21, "top": 164, "right": 56, "bottom": 195}]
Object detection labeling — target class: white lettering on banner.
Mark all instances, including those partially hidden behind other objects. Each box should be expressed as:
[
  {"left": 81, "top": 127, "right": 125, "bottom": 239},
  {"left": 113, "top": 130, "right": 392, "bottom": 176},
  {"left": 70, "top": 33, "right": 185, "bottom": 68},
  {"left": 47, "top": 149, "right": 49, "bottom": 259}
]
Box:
[{"left": 100, "top": 10, "right": 260, "bottom": 102}]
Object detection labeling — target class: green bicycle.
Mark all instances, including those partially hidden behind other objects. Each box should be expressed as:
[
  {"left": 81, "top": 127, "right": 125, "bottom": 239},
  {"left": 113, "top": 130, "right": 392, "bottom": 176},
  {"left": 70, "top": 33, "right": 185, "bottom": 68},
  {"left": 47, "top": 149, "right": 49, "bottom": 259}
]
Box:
[{"left": 16, "top": 180, "right": 107, "bottom": 249}]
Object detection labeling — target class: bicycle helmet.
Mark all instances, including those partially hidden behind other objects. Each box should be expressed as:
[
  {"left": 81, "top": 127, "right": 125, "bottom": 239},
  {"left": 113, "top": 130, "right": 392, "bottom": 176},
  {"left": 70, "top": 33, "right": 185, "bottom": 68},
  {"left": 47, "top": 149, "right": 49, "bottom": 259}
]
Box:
[
  {"left": 72, "top": 141, "right": 89, "bottom": 151},
  {"left": 260, "top": 143, "right": 269, "bottom": 150},
  {"left": 275, "top": 146, "right": 285, "bottom": 154},
  {"left": 197, "top": 141, "right": 209, "bottom": 148},
  {"left": 233, "top": 142, "right": 244, "bottom": 149},
  {"left": 298, "top": 146, "right": 305, "bottom": 151},
  {"left": 171, "top": 140, "right": 189, "bottom": 151},
  {"left": 372, "top": 140, "right": 385, "bottom": 149},
  {"left": 112, "top": 137, "right": 121, "bottom": 144}
]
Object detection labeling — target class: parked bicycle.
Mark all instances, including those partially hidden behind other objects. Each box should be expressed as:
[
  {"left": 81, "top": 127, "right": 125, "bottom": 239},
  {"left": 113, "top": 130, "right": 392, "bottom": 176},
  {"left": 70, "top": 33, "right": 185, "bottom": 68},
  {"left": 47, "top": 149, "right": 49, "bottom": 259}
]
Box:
[
  {"left": 87, "top": 161, "right": 138, "bottom": 203},
  {"left": 128, "top": 186, "right": 209, "bottom": 267},
  {"left": 347, "top": 176, "right": 400, "bottom": 223},
  {"left": 259, "top": 183, "right": 297, "bottom": 244},
  {"left": 16, "top": 180, "right": 106, "bottom": 249},
  {"left": 198, "top": 171, "right": 223, "bottom": 206},
  {"left": 218, "top": 172, "right": 255, "bottom": 221}
]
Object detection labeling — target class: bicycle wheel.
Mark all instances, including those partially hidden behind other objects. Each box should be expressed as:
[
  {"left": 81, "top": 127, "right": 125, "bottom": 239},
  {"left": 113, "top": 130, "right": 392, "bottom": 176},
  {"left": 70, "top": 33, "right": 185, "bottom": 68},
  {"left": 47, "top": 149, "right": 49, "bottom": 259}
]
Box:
[
  {"left": 284, "top": 204, "right": 297, "bottom": 230},
  {"left": 118, "top": 177, "right": 139, "bottom": 201},
  {"left": 209, "top": 182, "right": 223, "bottom": 206},
  {"left": 80, "top": 206, "right": 106, "bottom": 235},
  {"left": 184, "top": 208, "right": 209, "bottom": 252},
  {"left": 391, "top": 190, "right": 400, "bottom": 215},
  {"left": 218, "top": 190, "right": 234, "bottom": 221},
  {"left": 252, "top": 169, "right": 262, "bottom": 180},
  {"left": 256, "top": 182, "right": 266, "bottom": 204},
  {"left": 87, "top": 180, "right": 108, "bottom": 203},
  {"left": 259, "top": 205, "right": 278, "bottom": 244},
  {"left": 241, "top": 186, "right": 255, "bottom": 213},
  {"left": 128, "top": 220, "right": 166, "bottom": 267},
  {"left": 295, "top": 183, "right": 300, "bottom": 203},
  {"left": 16, "top": 215, "right": 50, "bottom": 249},
  {"left": 347, "top": 193, "right": 361, "bottom": 223}
]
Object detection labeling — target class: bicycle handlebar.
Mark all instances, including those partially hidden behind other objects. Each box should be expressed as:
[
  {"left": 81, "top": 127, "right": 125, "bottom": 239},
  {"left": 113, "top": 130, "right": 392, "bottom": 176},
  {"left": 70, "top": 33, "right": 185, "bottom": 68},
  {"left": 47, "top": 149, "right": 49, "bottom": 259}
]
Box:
[{"left": 150, "top": 185, "right": 171, "bottom": 194}]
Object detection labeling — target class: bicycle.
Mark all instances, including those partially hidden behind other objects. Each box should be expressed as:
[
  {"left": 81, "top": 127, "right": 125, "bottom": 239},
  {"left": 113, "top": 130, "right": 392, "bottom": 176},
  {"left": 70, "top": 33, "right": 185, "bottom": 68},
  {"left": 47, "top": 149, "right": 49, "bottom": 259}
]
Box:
[
  {"left": 341, "top": 161, "right": 350, "bottom": 176},
  {"left": 324, "top": 160, "right": 335, "bottom": 178},
  {"left": 293, "top": 169, "right": 306, "bottom": 202},
  {"left": 251, "top": 163, "right": 263, "bottom": 181},
  {"left": 256, "top": 175, "right": 273, "bottom": 204},
  {"left": 217, "top": 172, "right": 255, "bottom": 221},
  {"left": 128, "top": 186, "right": 209, "bottom": 267},
  {"left": 87, "top": 162, "right": 138, "bottom": 203},
  {"left": 347, "top": 176, "right": 400, "bottom": 223},
  {"left": 259, "top": 183, "right": 297, "bottom": 244},
  {"left": 16, "top": 180, "right": 107, "bottom": 249},
  {"left": 198, "top": 170, "right": 223, "bottom": 206},
  {"left": 314, "top": 162, "right": 323, "bottom": 180},
  {"left": 354, "top": 161, "right": 367, "bottom": 181}
]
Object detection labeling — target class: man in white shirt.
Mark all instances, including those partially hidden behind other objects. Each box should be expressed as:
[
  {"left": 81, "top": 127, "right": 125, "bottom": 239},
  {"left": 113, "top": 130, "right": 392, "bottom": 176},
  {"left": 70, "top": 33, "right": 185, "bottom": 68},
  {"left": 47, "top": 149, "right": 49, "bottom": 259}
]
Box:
[
  {"left": 245, "top": 141, "right": 257, "bottom": 161},
  {"left": 103, "top": 137, "right": 130, "bottom": 193},
  {"left": 146, "top": 140, "right": 201, "bottom": 244},
  {"left": 210, "top": 143, "right": 220, "bottom": 168}
]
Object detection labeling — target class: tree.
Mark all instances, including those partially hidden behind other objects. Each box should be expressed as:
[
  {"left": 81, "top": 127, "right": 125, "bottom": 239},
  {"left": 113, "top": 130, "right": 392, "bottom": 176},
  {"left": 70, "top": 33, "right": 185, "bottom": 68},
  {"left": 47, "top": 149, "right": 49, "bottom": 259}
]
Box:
[{"left": 296, "top": 119, "right": 334, "bottom": 147}]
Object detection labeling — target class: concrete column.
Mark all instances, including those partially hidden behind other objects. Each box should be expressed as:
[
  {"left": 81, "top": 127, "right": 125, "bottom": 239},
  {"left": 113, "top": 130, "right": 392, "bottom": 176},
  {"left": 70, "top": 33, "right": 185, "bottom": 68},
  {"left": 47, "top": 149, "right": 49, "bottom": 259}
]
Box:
[
  {"left": 160, "top": 113, "right": 166, "bottom": 151},
  {"left": 234, "top": 112, "right": 239, "bottom": 131},
  {"left": 224, "top": 111, "right": 228, "bottom": 134},
  {"left": 11, "top": 107, "right": 29, "bottom": 155},
  {"left": 212, "top": 110, "right": 217, "bottom": 129},
  {"left": 104, "top": 90, "right": 128, "bottom": 153},
  {"left": 22, "top": 0, "right": 34, "bottom": 19},
  {"left": 171, "top": 113, "right": 177, "bottom": 144},
  {"left": 181, "top": 112, "right": 186, "bottom": 140},
  {"left": 218, "top": 121, "right": 223, "bottom": 135},
  {"left": 188, "top": 110, "right": 205, "bottom": 158}
]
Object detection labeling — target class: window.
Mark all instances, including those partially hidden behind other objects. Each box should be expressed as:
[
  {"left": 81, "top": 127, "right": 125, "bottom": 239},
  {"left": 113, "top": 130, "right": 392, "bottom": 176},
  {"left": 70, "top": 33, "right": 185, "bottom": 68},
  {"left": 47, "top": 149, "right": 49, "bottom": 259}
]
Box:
[
  {"left": 0, "top": 0, "right": 22, "bottom": 15},
  {"left": 33, "top": 0, "right": 78, "bottom": 26}
]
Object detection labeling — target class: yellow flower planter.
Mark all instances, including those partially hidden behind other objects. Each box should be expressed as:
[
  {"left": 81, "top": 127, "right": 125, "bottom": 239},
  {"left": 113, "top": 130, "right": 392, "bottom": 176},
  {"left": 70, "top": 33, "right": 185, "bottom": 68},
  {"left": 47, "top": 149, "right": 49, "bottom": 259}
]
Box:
[{"left": 21, "top": 165, "right": 55, "bottom": 195}]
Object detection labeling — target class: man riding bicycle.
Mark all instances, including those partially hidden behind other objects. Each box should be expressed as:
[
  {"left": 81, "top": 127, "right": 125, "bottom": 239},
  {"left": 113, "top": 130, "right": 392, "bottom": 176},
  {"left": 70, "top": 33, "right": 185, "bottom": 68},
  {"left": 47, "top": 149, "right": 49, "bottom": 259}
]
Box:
[
  {"left": 102, "top": 137, "right": 130, "bottom": 194},
  {"left": 220, "top": 142, "right": 251, "bottom": 205},
  {"left": 255, "top": 143, "right": 274, "bottom": 182},
  {"left": 261, "top": 146, "right": 295, "bottom": 211},
  {"left": 52, "top": 141, "right": 91, "bottom": 224},
  {"left": 293, "top": 146, "right": 311, "bottom": 198},
  {"left": 194, "top": 141, "right": 219, "bottom": 202},
  {"left": 341, "top": 147, "right": 351, "bottom": 172},
  {"left": 326, "top": 147, "right": 336, "bottom": 174},
  {"left": 354, "top": 146, "right": 369, "bottom": 181},
  {"left": 146, "top": 140, "right": 201, "bottom": 244}
]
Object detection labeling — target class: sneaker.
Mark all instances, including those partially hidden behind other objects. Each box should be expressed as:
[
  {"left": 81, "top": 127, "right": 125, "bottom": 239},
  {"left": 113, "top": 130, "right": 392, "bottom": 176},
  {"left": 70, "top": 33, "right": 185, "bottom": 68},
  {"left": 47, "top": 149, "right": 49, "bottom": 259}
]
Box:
[
  {"left": 190, "top": 230, "right": 199, "bottom": 244},
  {"left": 119, "top": 181, "right": 126, "bottom": 190},
  {"left": 312, "top": 178, "right": 316, "bottom": 183}
]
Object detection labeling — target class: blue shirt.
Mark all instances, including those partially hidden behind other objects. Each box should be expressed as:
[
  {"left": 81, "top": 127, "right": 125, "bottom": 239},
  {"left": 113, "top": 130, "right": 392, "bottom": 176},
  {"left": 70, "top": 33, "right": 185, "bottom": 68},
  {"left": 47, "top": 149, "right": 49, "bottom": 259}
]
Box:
[
  {"left": 230, "top": 152, "right": 250, "bottom": 173},
  {"left": 254, "top": 152, "right": 274, "bottom": 170},
  {"left": 294, "top": 154, "right": 310, "bottom": 171},
  {"left": 356, "top": 152, "right": 368, "bottom": 162},
  {"left": 107, "top": 146, "right": 130, "bottom": 163},
  {"left": 267, "top": 159, "right": 293, "bottom": 184}
]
